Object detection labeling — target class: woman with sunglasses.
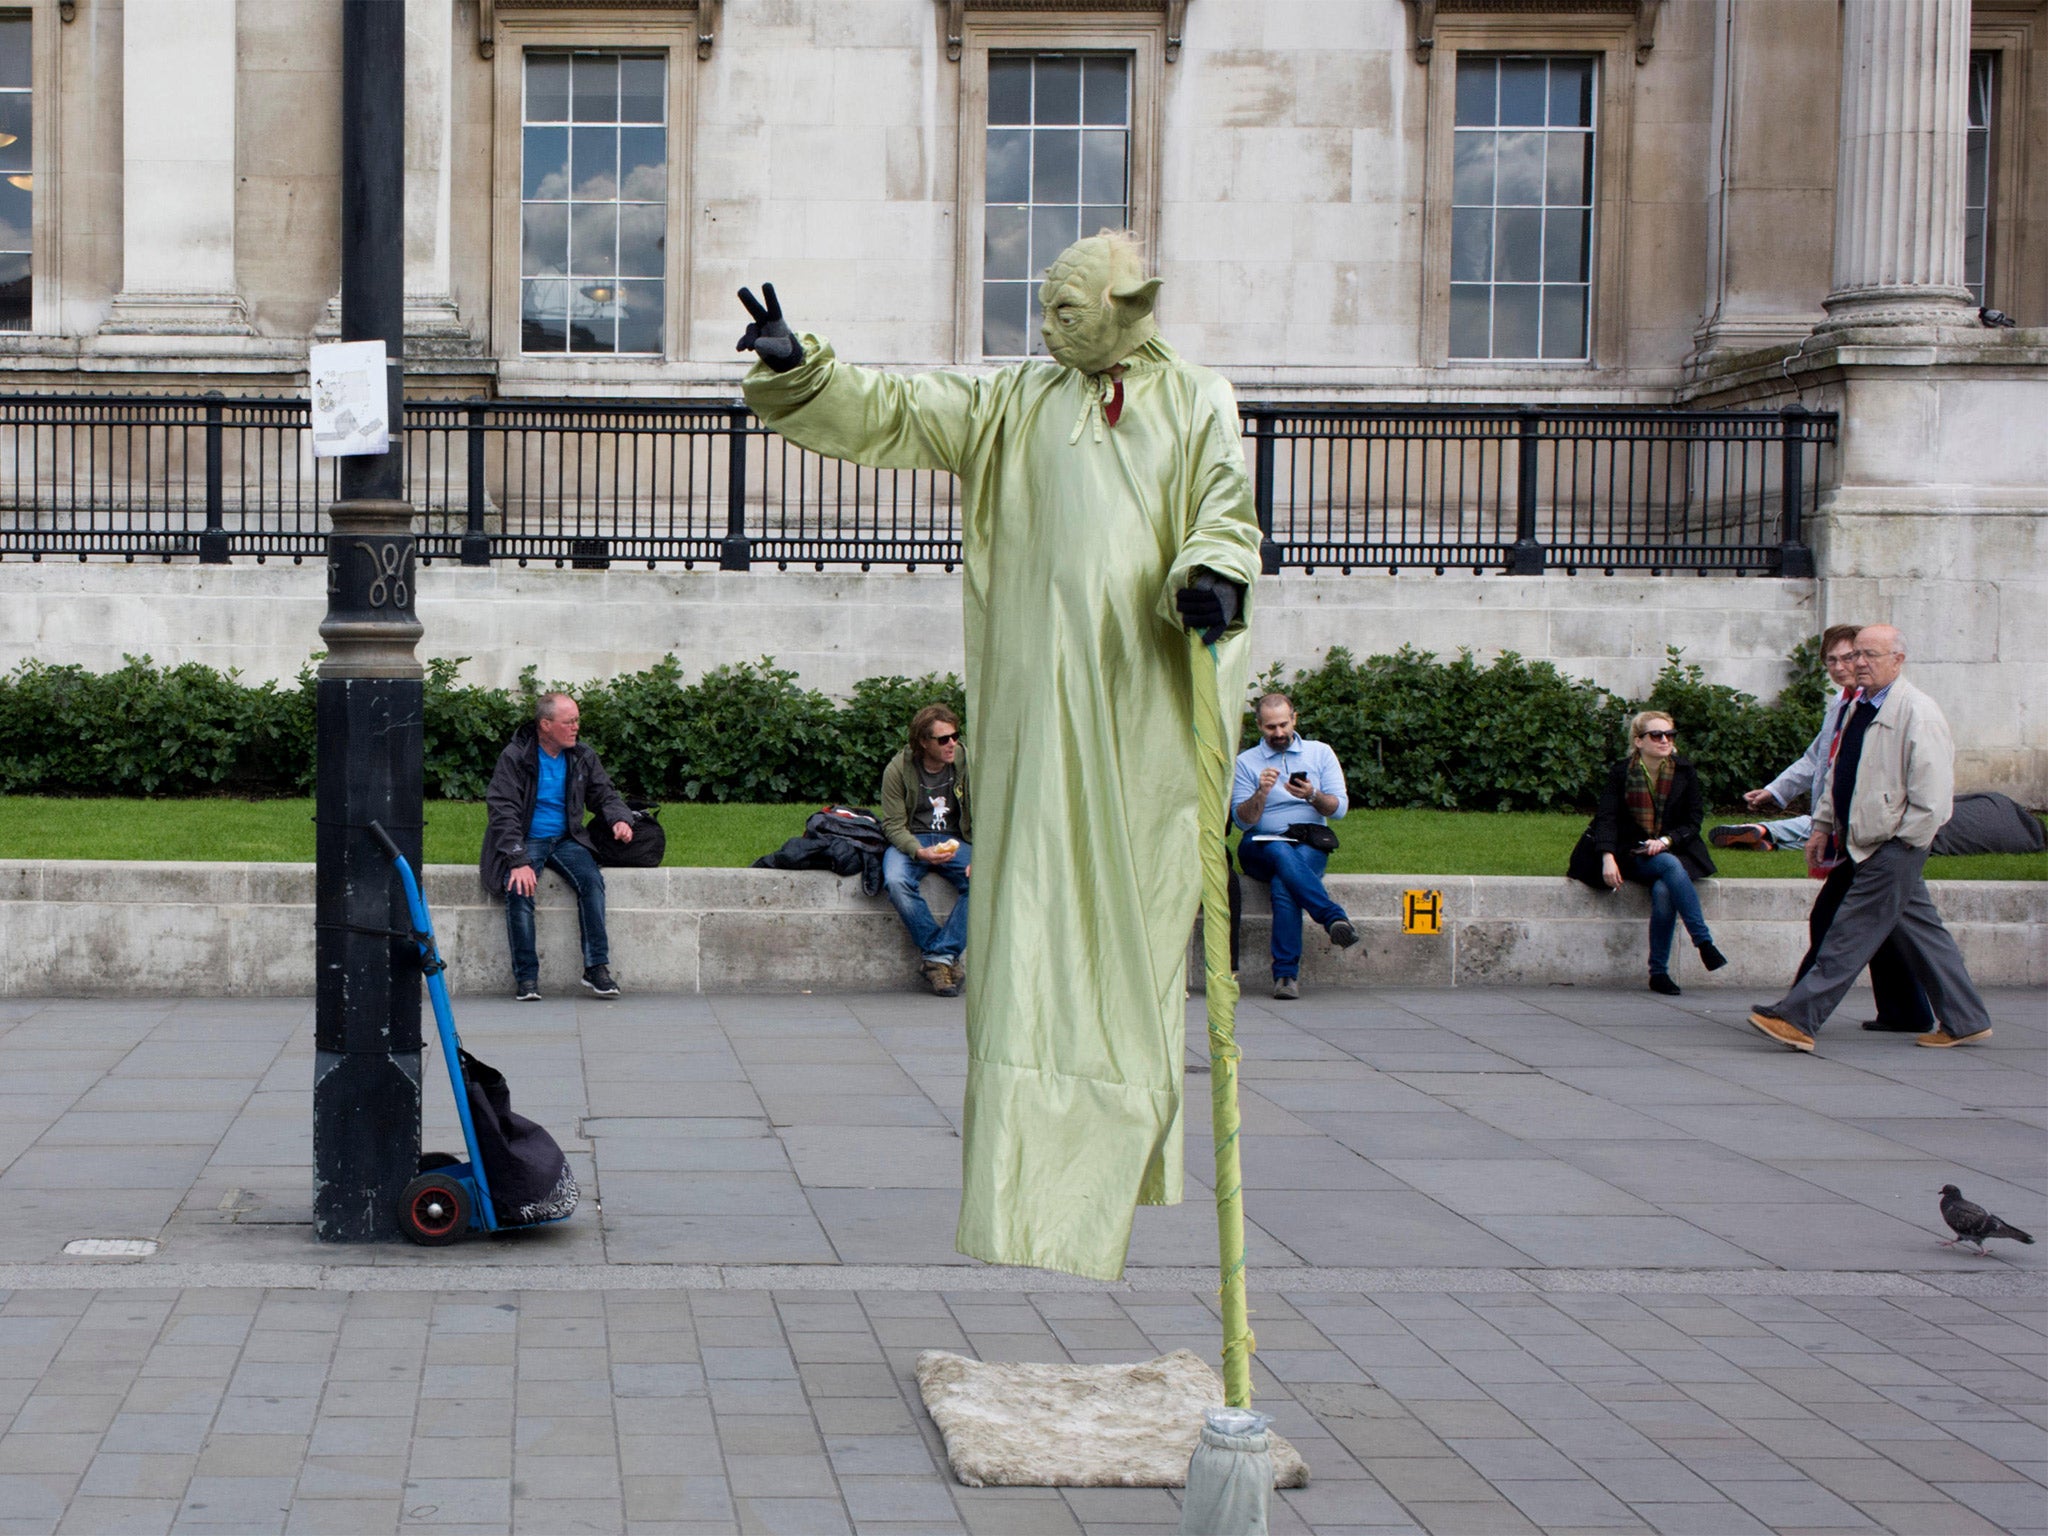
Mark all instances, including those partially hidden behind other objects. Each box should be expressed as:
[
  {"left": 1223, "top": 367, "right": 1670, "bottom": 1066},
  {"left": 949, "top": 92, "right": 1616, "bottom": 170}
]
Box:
[{"left": 1569, "top": 710, "right": 1729, "bottom": 994}]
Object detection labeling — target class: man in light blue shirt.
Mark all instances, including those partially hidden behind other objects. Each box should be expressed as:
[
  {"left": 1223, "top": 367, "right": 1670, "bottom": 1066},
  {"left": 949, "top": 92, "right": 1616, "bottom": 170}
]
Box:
[
  {"left": 1712, "top": 624, "right": 1862, "bottom": 851},
  {"left": 1232, "top": 692, "right": 1359, "bottom": 999}
]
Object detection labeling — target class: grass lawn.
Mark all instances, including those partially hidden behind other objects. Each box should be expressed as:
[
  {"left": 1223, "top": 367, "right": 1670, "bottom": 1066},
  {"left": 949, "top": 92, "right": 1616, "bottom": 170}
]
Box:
[{"left": 1, "top": 796, "right": 2039, "bottom": 880}]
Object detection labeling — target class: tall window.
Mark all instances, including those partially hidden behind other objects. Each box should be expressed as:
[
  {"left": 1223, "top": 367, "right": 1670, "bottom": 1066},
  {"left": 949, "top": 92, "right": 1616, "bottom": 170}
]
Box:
[
  {"left": 982, "top": 53, "right": 1130, "bottom": 358},
  {"left": 1449, "top": 55, "right": 1594, "bottom": 361},
  {"left": 1965, "top": 51, "right": 1994, "bottom": 306},
  {"left": 0, "top": 16, "right": 28, "bottom": 333},
  {"left": 520, "top": 51, "right": 666, "bottom": 355}
]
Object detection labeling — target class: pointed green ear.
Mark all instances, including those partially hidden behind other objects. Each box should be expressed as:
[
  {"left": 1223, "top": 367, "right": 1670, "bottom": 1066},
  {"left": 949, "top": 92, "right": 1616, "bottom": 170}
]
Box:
[{"left": 1110, "top": 276, "right": 1162, "bottom": 321}]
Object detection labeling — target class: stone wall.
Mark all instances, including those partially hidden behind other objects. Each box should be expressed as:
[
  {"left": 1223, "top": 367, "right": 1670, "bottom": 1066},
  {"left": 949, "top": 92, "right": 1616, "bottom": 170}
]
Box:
[
  {"left": 0, "top": 561, "right": 1815, "bottom": 705},
  {"left": 2, "top": 861, "right": 2038, "bottom": 999}
]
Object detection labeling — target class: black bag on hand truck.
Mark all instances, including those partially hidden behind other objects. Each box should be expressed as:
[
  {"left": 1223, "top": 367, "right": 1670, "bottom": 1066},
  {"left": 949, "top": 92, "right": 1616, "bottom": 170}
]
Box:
[{"left": 370, "top": 822, "right": 580, "bottom": 1244}]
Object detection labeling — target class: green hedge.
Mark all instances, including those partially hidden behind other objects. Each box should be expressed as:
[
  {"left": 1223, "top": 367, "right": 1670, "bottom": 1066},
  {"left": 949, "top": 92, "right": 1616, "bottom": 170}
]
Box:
[
  {"left": 1251, "top": 638, "right": 1826, "bottom": 812},
  {"left": 1, "top": 641, "right": 1821, "bottom": 812}
]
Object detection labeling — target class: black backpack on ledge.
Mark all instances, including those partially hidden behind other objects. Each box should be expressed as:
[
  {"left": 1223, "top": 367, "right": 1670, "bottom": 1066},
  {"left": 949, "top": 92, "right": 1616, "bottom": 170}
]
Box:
[
  {"left": 752, "top": 805, "right": 890, "bottom": 896},
  {"left": 586, "top": 800, "right": 666, "bottom": 868}
]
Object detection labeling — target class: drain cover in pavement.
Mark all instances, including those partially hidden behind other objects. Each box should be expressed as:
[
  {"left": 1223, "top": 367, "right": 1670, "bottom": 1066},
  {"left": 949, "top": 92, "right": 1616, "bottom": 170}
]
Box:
[{"left": 63, "top": 1238, "right": 158, "bottom": 1257}]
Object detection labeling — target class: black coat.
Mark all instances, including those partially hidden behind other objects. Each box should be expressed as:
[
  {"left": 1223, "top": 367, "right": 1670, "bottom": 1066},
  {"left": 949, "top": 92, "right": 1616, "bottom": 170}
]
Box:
[
  {"left": 1568, "top": 756, "right": 1716, "bottom": 890},
  {"left": 478, "top": 722, "right": 633, "bottom": 896}
]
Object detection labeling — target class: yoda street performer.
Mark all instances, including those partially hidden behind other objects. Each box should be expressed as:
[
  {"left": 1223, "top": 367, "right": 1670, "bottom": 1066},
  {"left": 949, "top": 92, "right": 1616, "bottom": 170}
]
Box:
[{"left": 738, "top": 237, "right": 1260, "bottom": 1281}]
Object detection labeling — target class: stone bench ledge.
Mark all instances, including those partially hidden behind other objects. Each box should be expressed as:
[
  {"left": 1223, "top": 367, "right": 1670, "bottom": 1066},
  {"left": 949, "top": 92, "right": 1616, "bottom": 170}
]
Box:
[{"left": 3, "top": 861, "right": 2040, "bottom": 998}]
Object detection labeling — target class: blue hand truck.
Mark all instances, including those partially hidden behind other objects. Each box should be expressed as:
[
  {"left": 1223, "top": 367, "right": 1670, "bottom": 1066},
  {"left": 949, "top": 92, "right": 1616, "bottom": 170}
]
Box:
[{"left": 370, "top": 820, "right": 577, "bottom": 1245}]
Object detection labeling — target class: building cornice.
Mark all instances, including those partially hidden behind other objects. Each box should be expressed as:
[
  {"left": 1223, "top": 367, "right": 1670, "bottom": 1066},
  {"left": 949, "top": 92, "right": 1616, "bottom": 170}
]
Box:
[
  {"left": 1403, "top": 0, "right": 1661, "bottom": 65},
  {"left": 939, "top": 1, "right": 1189, "bottom": 63}
]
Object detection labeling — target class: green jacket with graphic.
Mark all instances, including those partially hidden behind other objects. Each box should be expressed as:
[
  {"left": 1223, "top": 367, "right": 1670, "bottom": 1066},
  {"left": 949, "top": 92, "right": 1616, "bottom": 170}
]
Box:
[{"left": 878, "top": 743, "right": 971, "bottom": 858}]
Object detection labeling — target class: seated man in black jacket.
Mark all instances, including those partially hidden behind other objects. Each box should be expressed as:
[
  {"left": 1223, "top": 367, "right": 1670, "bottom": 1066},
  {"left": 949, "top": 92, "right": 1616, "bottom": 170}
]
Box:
[{"left": 480, "top": 692, "right": 634, "bottom": 1001}]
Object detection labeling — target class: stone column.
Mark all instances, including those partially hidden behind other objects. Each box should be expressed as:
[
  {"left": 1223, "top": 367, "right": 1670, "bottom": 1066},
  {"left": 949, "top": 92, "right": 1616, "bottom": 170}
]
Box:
[
  {"left": 404, "top": 0, "right": 470, "bottom": 349},
  {"left": 1819, "top": 0, "right": 1975, "bottom": 329},
  {"left": 100, "top": 0, "right": 253, "bottom": 335}
]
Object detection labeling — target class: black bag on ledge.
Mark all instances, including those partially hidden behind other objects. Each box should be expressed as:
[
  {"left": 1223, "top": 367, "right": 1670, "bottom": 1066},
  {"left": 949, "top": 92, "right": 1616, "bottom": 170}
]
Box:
[
  {"left": 587, "top": 801, "right": 665, "bottom": 867},
  {"left": 751, "top": 805, "right": 890, "bottom": 896}
]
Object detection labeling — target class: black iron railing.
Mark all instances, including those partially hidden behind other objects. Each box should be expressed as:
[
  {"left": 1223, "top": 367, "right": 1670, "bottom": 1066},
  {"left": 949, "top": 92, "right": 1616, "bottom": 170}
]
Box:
[{"left": 0, "top": 393, "right": 1831, "bottom": 575}]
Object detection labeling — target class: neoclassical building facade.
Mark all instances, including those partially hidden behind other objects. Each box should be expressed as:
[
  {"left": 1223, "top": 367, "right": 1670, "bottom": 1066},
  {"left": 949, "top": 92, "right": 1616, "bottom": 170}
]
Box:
[{"left": 0, "top": 0, "right": 2041, "bottom": 792}]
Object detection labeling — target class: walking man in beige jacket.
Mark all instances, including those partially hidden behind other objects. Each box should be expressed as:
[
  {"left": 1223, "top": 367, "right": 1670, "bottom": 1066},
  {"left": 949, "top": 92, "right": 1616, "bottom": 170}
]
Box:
[{"left": 1746, "top": 625, "right": 1994, "bottom": 1052}]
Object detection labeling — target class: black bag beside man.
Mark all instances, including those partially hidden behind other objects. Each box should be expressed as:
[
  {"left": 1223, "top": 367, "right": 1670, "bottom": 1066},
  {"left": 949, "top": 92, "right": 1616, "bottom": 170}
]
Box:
[{"left": 586, "top": 801, "right": 666, "bottom": 867}]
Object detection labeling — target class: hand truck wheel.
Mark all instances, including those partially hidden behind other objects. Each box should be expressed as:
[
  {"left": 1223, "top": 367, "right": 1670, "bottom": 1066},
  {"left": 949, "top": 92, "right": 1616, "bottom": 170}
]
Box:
[{"left": 399, "top": 1171, "right": 470, "bottom": 1245}]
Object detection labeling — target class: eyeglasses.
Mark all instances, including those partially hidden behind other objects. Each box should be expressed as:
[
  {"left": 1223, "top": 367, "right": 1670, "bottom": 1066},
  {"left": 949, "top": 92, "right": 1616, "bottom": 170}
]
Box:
[
  {"left": 1639, "top": 730, "right": 1675, "bottom": 742},
  {"left": 927, "top": 731, "right": 959, "bottom": 744}
]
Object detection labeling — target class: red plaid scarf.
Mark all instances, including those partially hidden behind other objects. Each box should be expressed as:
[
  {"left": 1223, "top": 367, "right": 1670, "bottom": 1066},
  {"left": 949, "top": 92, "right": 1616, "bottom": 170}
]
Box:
[{"left": 1625, "top": 753, "right": 1674, "bottom": 839}]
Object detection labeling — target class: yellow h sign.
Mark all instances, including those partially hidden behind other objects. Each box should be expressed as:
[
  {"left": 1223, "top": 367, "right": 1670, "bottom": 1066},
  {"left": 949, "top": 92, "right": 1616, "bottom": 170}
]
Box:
[{"left": 1402, "top": 889, "right": 1443, "bottom": 935}]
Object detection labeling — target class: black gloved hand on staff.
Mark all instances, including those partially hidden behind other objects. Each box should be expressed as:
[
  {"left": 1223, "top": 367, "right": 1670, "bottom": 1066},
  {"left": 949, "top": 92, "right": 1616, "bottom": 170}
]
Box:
[{"left": 1176, "top": 569, "right": 1243, "bottom": 645}]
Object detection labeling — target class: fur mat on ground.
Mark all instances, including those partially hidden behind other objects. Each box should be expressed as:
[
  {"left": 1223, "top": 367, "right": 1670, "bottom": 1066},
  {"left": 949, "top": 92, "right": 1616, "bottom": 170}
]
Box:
[{"left": 914, "top": 1348, "right": 1310, "bottom": 1489}]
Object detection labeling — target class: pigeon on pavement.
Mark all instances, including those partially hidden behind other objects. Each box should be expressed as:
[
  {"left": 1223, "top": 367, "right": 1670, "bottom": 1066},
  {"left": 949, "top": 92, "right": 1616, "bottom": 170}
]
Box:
[{"left": 1939, "top": 1185, "right": 2036, "bottom": 1256}]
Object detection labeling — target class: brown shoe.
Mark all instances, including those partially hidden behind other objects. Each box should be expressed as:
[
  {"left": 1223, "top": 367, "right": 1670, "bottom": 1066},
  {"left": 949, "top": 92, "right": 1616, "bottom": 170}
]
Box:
[
  {"left": 946, "top": 960, "right": 966, "bottom": 994},
  {"left": 1746, "top": 1009, "right": 1816, "bottom": 1052},
  {"left": 922, "top": 960, "right": 957, "bottom": 997},
  {"left": 1710, "top": 824, "right": 1773, "bottom": 850},
  {"left": 1916, "top": 1025, "right": 1992, "bottom": 1048}
]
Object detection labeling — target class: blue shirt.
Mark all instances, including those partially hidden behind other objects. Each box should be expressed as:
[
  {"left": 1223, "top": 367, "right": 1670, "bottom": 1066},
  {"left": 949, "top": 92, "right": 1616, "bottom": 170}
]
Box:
[
  {"left": 1232, "top": 735, "right": 1349, "bottom": 836},
  {"left": 528, "top": 747, "right": 569, "bottom": 839}
]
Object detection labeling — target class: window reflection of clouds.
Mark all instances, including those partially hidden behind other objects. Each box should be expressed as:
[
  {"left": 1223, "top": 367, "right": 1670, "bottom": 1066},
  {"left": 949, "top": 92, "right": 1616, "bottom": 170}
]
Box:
[
  {"left": 0, "top": 16, "right": 29, "bottom": 331},
  {"left": 1449, "top": 54, "right": 1594, "bottom": 361},
  {"left": 981, "top": 52, "right": 1130, "bottom": 358},
  {"left": 522, "top": 50, "right": 665, "bottom": 354}
]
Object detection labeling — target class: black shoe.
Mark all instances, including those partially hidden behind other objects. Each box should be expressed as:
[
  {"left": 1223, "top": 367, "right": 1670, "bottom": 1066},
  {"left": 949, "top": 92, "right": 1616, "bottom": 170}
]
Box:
[
  {"left": 1326, "top": 919, "right": 1360, "bottom": 950},
  {"left": 1698, "top": 943, "right": 1729, "bottom": 972},
  {"left": 514, "top": 980, "right": 541, "bottom": 1003},
  {"left": 1861, "top": 1018, "right": 1931, "bottom": 1033},
  {"left": 581, "top": 966, "right": 621, "bottom": 999},
  {"left": 1649, "top": 972, "right": 1682, "bottom": 996}
]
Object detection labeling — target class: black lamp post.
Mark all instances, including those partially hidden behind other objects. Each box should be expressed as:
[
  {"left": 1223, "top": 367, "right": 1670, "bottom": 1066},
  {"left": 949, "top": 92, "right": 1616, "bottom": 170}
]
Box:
[{"left": 314, "top": 0, "right": 420, "bottom": 1242}]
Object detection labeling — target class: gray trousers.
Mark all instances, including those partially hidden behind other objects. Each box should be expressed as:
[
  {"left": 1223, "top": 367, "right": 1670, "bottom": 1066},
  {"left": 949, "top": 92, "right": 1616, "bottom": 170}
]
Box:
[{"left": 1767, "top": 839, "right": 1991, "bottom": 1036}]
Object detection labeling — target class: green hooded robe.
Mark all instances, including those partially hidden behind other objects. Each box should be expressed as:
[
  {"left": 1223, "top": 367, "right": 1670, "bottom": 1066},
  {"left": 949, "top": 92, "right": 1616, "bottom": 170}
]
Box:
[{"left": 744, "top": 329, "right": 1260, "bottom": 1281}]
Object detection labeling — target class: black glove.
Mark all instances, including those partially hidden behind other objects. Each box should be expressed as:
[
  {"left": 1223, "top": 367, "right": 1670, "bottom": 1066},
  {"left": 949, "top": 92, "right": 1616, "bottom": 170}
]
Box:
[
  {"left": 1175, "top": 569, "right": 1243, "bottom": 645},
  {"left": 736, "top": 283, "right": 804, "bottom": 373}
]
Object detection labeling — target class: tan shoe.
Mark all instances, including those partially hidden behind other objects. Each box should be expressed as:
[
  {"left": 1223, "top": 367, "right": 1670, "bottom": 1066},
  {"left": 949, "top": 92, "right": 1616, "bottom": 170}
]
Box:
[
  {"left": 1916, "top": 1025, "right": 1992, "bottom": 1047},
  {"left": 1746, "top": 1009, "right": 1816, "bottom": 1053}
]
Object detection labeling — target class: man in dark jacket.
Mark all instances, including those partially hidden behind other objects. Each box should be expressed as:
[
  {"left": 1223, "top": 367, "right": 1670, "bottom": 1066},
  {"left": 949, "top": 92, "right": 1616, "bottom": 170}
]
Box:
[
  {"left": 877, "top": 703, "right": 971, "bottom": 997},
  {"left": 481, "top": 692, "right": 634, "bottom": 1001}
]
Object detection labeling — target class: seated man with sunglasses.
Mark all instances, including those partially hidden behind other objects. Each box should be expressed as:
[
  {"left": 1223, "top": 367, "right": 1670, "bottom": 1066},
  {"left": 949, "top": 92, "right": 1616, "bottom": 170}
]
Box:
[{"left": 878, "top": 704, "right": 973, "bottom": 997}]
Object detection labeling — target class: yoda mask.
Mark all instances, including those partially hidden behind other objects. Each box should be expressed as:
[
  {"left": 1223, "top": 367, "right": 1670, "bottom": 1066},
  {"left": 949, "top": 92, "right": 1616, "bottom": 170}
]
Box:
[{"left": 1038, "top": 233, "right": 1162, "bottom": 376}]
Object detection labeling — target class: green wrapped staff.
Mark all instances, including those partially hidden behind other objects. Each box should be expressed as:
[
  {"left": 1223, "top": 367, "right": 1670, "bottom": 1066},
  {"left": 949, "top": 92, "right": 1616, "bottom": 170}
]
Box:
[{"left": 1192, "top": 638, "right": 1254, "bottom": 1408}]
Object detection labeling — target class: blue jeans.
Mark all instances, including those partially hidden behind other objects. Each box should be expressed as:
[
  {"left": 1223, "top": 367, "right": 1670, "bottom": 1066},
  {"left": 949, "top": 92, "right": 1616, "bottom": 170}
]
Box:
[
  {"left": 1630, "top": 851, "right": 1713, "bottom": 974},
  {"left": 1761, "top": 812, "right": 1813, "bottom": 849},
  {"left": 882, "top": 835, "right": 970, "bottom": 963},
  {"left": 1236, "top": 837, "right": 1347, "bottom": 979},
  {"left": 504, "top": 834, "right": 609, "bottom": 983}
]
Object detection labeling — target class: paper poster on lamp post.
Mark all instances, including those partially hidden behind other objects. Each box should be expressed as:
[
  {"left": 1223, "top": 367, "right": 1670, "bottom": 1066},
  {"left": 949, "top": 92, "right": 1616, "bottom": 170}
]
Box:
[{"left": 309, "top": 340, "right": 392, "bottom": 458}]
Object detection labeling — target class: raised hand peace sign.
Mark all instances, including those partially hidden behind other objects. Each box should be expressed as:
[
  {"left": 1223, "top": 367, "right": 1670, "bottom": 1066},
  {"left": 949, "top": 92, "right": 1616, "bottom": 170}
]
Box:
[{"left": 736, "top": 284, "right": 804, "bottom": 373}]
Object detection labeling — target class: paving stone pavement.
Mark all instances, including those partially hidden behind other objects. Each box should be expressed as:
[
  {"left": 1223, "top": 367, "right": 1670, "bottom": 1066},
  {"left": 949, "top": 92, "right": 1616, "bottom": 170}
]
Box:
[{"left": 0, "top": 983, "right": 2037, "bottom": 1535}]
